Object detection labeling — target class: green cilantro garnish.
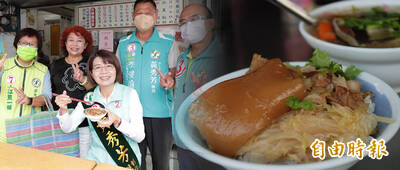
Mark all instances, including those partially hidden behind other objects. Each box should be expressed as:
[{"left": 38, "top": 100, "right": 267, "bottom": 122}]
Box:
[
  {"left": 286, "top": 96, "right": 315, "bottom": 110},
  {"left": 309, "top": 49, "right": 331, "bottom": 68},
  {"left": 308, "top": 49, "right": 362, "bottom": 80},
  {"left": 342, "top": 7, "right": 400, "bottom": 38},
  {"left": 344, "top": 65, "right": 363, "bottom": 80},
  {"left": 284, "top": 62, "right": 297, "bottom": 69}
]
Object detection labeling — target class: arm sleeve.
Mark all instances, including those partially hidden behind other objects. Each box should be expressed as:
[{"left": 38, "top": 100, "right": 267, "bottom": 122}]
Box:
[
  {"left": 168, "top": 41, "right": 189, "bottom": 69},
  {"left": 56, "top": 102, "right": 86, "bottom": 133},
  {"left": 49, "top": 62, "right": 56, "bottom": 92},
  {"left": 168, "top": 40, "right": 179, "bottom": 69},
  {"left": 41, "top": 70, "right": 52, "bottom": 99},
  {"left": 116, "top": 89, "right": 145, "bottom": 143},
  {"left": 116, "top": 45, "right": 122, "bottom": 68}
]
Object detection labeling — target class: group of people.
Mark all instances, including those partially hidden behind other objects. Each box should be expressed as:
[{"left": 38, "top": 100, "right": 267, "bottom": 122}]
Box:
[{"left": 0, "top": 0, "right": 226, "bottom": 169}]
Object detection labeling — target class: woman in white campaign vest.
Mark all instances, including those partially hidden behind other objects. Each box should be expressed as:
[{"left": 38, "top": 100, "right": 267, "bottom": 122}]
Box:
[{"left": 55, "top": 50, "right": 145, "bottom": 168}]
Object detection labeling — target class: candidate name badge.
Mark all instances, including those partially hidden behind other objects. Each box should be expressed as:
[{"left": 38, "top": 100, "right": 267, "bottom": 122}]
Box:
[
  {"left": 91, "top": 104, "right": 102, "bottom": 109},
  {"left": 176, "top": 59, "right": 186, "bottom": 78},
  {"left": 127, "top": 43, "right": 136, "bottom": 56},
  {"left": 150, "top": 50, "right": 161, "bottom": 59},
  {"left": 84, "top": 92, "right": 94, "bottom": 106},
  {"left": 32, "top": 78, "right": 41, "bottom": 87},
  {"left": 6, "top": 75, "right": 16, "bottom": 85}
]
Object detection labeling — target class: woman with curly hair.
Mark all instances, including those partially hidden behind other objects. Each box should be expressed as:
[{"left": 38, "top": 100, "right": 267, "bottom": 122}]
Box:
[{"left": 50, "top": 26, "right": 94, "bottom": 157}]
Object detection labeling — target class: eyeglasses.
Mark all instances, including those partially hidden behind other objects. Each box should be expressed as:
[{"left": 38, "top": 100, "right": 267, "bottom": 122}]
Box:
[
  {"left": 179, "top": 15, "right": 209, "bottom": 26},
  {"left": 18, "top": 41, "right": 37, "bottom": 47},
  {"left": 93, "top": 64, "right": 115, "bottom": 72}
]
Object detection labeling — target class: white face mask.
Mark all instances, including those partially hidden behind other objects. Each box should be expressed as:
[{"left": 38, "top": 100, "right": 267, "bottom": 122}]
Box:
[
  {"left": 134, "top": 14, "right": 155, "bottom": 31},
  {"left": 180, "top": 20, "right": 207, "bottom": 44}
]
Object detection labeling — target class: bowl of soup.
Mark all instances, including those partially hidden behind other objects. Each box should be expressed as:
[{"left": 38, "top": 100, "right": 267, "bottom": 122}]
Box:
[
  {"left": 175, "top": 60, "right": 400, "bottom": 170},
  {"left": 299, "top": 0, "right": 400, "bottom": 92}
]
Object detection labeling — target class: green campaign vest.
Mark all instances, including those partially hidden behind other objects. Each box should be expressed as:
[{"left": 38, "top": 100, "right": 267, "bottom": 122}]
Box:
[{"left": 0, "top": 57, "right": 48, "bottom": 141}]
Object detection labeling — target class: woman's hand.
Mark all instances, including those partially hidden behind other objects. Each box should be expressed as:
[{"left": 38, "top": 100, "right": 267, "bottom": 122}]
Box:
[
  {"left": 13, "top": 88, "right": 30, "bottom": 105},
  {"left": 72, "top": 63, "right": 85, "bottom": 83},
  {"left": 98, "top": 110, "right": 122, "bottom": 128},
  {"left": 55, "top": 90, "right": 72, "bottom": 115},
  {"left": 0, "top": 53, "right": 7, "bottom": 70}
]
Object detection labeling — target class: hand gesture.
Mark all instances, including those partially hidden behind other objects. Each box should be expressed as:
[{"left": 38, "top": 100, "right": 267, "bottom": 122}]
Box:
[
  {"left": 156, "top": 69, "right": 174, "bottom": 90},
  {"left": 0, "top": 53, "right": 7, "bottom": 70},
  {"left": 55, "top": 90, "right": 72, "bottom": 114},
  {"left": 191, "top": 72, "right": 208, "bottom": 90},
  {"left": 72, "top": 63, "right": 84, "bottom": 83},
  {"left": 98, "top": 110, "right": 121, "bottom": 128},
  {"left": 13, "top": 88, "right": 30, "bottom": 105}
]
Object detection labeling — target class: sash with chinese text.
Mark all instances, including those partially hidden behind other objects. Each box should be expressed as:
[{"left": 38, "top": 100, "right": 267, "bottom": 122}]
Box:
[
  {"left": 90, "top": 120, "right": 141, "bottom": 169},
  {"left": 83, "top": 88, "right": 140, "bottom": 169}
]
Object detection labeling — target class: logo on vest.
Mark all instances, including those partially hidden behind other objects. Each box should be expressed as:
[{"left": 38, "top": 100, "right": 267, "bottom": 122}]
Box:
[
  {"left": 115, "top": 101, "right": 121, "bottom": 108},
  {"left": 84, "top": 92, "right": 94, "bottom": 105},
  {"left": 7, "top": 75, "right": 16, "bottom": 85},
  {"left": 91, "top": 104, "right": 102, "bottom": 109},
  {"left": 32, "top": 78, "right": 41, "bottom": 87},
  {"left": 127, "top": 43, "right": 136, "bottom": 56},
  {"left": 176, "top": 59, "right": 186, "bottom": 78},
  {"left": 150, "top": 50, "right": 161, "bottom": 59}
]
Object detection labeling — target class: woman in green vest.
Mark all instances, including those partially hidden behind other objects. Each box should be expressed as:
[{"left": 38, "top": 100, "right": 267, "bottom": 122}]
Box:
[{"left": 0, "top": 28, "right": 52, "bottom": 142}]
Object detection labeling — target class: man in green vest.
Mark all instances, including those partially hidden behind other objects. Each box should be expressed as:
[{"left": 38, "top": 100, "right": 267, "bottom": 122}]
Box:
[{"left": 0, "top": 28, "right": 52, "bottom": 142}]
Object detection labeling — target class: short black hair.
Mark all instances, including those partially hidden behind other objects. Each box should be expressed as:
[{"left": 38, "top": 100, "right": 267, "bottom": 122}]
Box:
[
  {"left": 134, "top": 0, "right": 157, "bottom": 10},
  {"left": 87, "top": 50, "right": 123, "bottom": 84},
  {"left": 13, "top": 28, "right": 43, "bottom": 51}
]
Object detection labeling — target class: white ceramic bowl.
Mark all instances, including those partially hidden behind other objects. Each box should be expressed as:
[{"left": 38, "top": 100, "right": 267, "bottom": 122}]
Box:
[
  {"left": 299, "top": 0, "right": 400, "bottom": 92},
  {"left": 175, "top": 62, "right": 400, "bottom": 170}
]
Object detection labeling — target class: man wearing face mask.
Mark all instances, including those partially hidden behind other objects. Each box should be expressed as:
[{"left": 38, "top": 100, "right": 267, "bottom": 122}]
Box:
[
  {"left": 0, "top": 28, "right": 52, "bottom": 142},
  {"left": 171, "top": 4, "right": 226, "bottom": 170},
  {"left": 116, "top": 0, "right": 174, "bottom": 170}
]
